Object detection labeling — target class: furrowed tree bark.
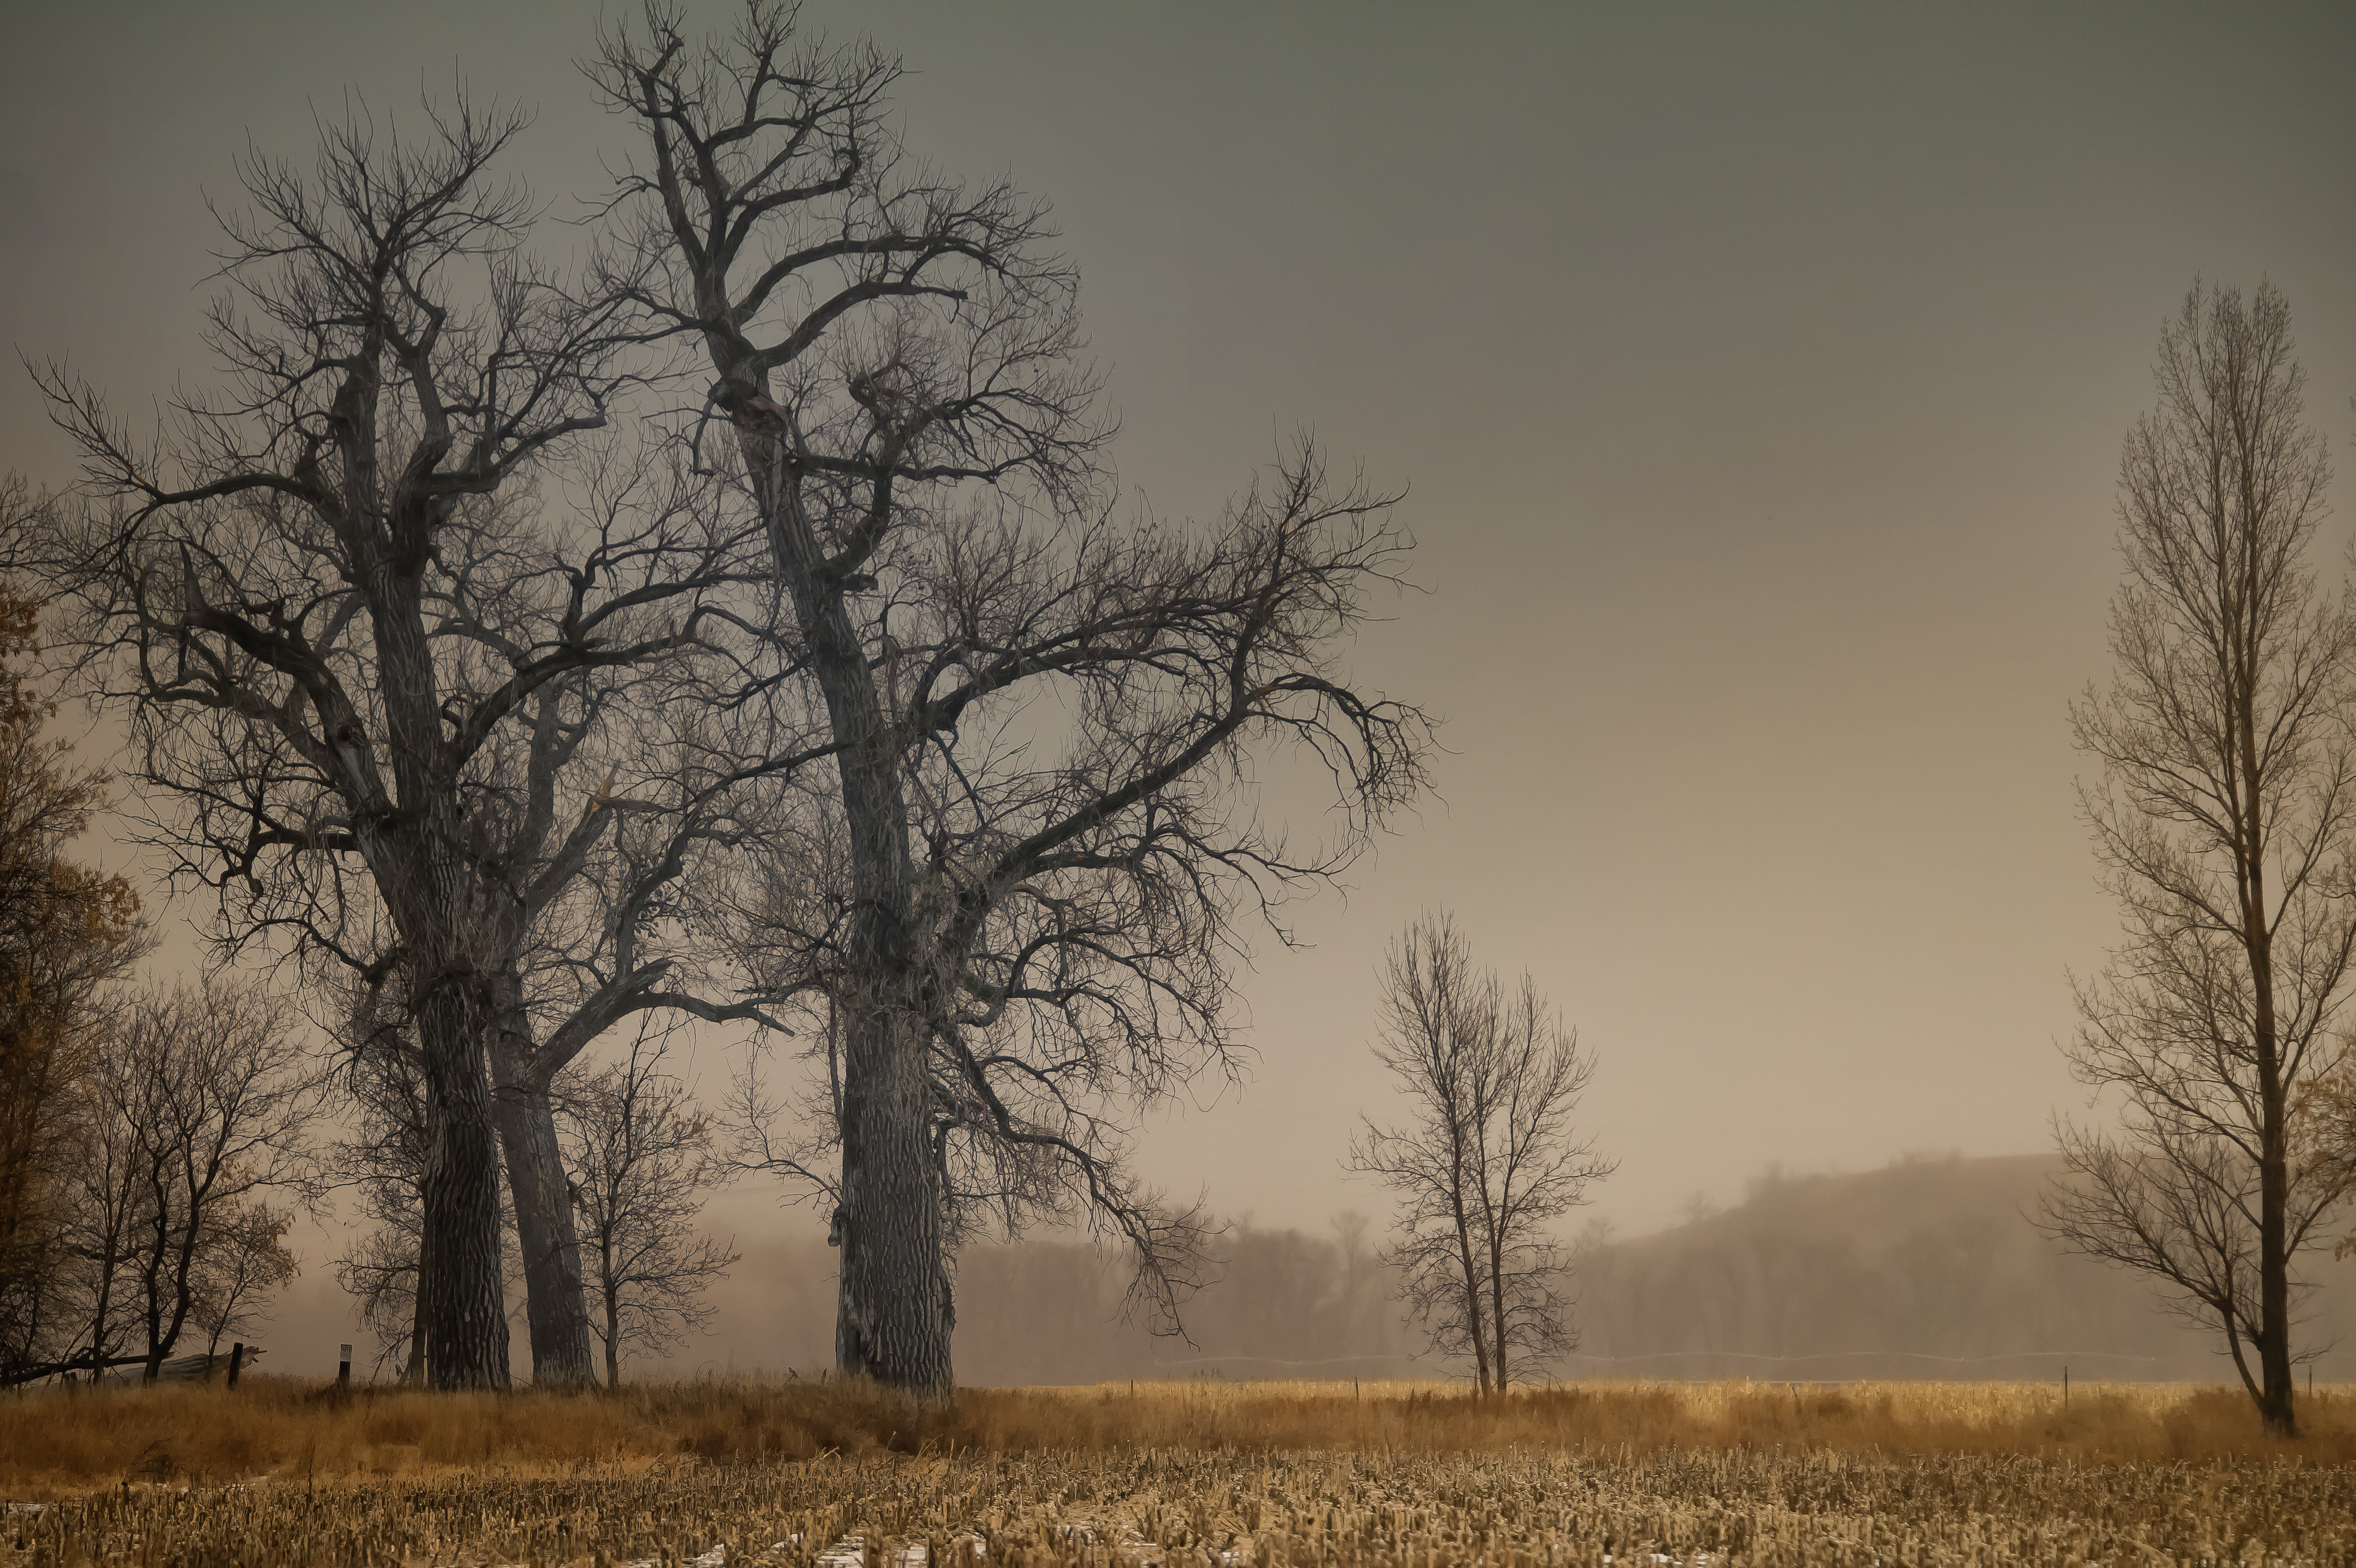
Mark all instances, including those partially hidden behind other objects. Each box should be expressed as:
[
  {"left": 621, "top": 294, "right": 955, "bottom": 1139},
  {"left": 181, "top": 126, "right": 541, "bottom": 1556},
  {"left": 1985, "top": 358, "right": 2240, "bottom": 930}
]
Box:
[
  {"left": 416, "top": 981, "right": 511, "bottom": 1390},
  {"left": 489, "top": 1013, "right": 596, "bottom": 1389},
  {"left": 833, "top": 1004, "right": 953, "bottom": 1393},
  {"left": 750, "top": 419, "right": 952, "bottom": 1398}
]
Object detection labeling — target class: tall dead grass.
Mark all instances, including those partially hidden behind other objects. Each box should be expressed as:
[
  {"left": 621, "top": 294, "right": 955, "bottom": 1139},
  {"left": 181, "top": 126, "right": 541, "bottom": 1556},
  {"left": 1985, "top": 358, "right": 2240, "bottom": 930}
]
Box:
[
  {"left": 4, "top": 1376, "right": 2350, "bottom": 1494},
  {"left": 963, "top": 1376, "right": 2356, "bottom": 1466}
]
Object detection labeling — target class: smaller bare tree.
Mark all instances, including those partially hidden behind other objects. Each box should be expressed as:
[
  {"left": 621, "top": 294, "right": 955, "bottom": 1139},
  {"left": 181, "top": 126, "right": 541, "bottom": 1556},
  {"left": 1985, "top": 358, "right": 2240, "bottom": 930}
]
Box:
[
  {"left": 561, "top": 1027, "right": 738, "bottom": 1388},
  {"left": 0, "top": 557, "right": 149, "bottom": 1384},
  {"left": 1346, "top": 912, "right": 1613, "bottom": 1394},
  {"left": 42, "top": 978, "right": 320, "bottom": 1382}
]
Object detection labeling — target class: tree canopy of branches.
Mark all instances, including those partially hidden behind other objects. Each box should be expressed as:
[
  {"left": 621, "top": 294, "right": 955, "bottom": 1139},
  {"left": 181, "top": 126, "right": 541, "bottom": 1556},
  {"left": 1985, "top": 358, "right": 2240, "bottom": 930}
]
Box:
[
  {"left": 589, "top": 1, "right": 1433, "bottom": 1396},
  {"left": 17, "top": 99, "right": 778, "bottom": 1388},
  {"left": 2041, "top": 280, "right": 2353, "bottom": 1439},
  {"left": 560, "top": 1027, "right": 738, "bottom": 1387},
  {"left": 1347, "top": 912, "right": 1611, "bottom": 1395},
  {"left": 0, "top": 546, "right": 148, "bottom": 1384}
]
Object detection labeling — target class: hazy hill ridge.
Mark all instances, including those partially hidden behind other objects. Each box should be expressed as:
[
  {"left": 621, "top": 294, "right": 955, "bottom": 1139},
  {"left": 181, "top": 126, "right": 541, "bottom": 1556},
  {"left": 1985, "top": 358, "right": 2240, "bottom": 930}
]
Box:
[
  {"left": 1571, "top": 1154, "right": 2356, "bottom": 1382},
  {"left": 267, "top": 1156, "right": 2356, "bottom": 1384}
]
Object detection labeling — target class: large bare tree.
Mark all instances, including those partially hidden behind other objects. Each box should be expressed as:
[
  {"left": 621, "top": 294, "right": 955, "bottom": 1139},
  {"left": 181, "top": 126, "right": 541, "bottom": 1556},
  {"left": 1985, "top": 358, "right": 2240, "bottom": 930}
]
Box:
[
  {"left": 590, "top": 2, "right": 1433, "bottom": 1396},
  {"left": 2041, "top": 279, "right": 2354, "bottom": 1439},
  {"left": 19, "top": 100, "right": 773, "bottom": 1387},
  {"left": 1347, "top": 912, "right": 1611, "bottom": 1394}
]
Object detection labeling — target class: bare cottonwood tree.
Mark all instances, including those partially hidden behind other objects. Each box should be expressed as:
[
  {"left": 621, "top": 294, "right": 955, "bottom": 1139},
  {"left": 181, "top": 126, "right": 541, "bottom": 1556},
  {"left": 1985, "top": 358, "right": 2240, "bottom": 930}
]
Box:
[
  {"left": 18, "top": 98, "right": 779, "bottom": 1387},
  {"left": 590, "top": 0, "right": 1432, "bottom": 1398},
  {"left": 560, "top": 1027, "right": 739, "bottom": 1387},
  {"left": 2040, "top": 280, "right": 2355, "bottom": 1439},
  {"left": 1347, "top": 913, "right": 1612, "bottom": 1394}
]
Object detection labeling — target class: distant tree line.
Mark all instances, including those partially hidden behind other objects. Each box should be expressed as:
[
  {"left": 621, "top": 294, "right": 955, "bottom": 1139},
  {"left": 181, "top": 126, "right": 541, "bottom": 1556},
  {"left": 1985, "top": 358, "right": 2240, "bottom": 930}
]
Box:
[{"left": 654, "top": 1154, "right": 2336, "bottom": 1388}]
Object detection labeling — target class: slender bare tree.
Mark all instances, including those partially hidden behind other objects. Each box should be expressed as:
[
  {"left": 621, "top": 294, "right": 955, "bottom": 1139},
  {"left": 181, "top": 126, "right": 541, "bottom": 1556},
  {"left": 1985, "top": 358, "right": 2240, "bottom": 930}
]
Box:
[
  {"left": 1346, "top": 912, "right": 1611, "bottom": 1394},
  {"left": 560, "top": 1026, "right": 739, "bottom": 1387},
  {"left": 590, "top": 0, "right": 1433, "bottom": 1399},
  {"left": 2040, "top": 279, "right": 2355, "bottom": 1439},
  {"left": 16, "top": 98, "right": 782, "bottom": 1387}
]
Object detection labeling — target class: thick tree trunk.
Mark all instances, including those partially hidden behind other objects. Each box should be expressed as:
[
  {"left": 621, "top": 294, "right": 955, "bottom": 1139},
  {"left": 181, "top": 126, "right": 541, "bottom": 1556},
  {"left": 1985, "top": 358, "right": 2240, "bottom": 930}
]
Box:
[
  {"left": 489, "top": 1020, "right": 595, "bottom": 1389},
  {"left": 416, "top": 981, "right": 510, "bottom": 1390},
  {"left": 403, "top": 1192, "right": 433, "bottom": 1388},
  {"left": 739, "top": 415, "right": 955, "bottom": 1398},
  {"left": 834, "top": 1001, "right": 953, "bottom": 1398}
]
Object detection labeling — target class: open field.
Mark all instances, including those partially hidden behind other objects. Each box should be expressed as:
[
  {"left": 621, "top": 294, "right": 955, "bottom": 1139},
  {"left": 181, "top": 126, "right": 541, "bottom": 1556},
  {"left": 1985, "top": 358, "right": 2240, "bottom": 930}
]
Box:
[
  {"left": 5, "top": 1380, "right": 2354, "bottom": 1565},
  {"left": 8, "top": 1376, "right": 2355, "bottom": 1489},
  {"left": 8, "top": 1436, "right": 2355, "bottom": 1567}
]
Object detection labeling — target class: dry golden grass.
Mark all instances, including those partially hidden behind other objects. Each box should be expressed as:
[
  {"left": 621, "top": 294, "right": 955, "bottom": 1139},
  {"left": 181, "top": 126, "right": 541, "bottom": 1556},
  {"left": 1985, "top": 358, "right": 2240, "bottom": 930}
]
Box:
[
  {"left": 9, "top": 1438, "right": 2356, "bottom": 1567},
  {"left": 4, "top": 1375, "right": 2353, "bottom": 1496},
  {"left": 960, "top": 1376, "right": 2356, "bottom": 1467}
]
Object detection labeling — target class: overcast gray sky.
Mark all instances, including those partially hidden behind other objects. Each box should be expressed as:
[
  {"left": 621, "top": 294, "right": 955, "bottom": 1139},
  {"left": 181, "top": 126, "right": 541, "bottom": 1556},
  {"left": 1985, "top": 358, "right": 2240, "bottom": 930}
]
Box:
[{"left": 4, "top": 2, "right": 2354, "bottom": 1242}]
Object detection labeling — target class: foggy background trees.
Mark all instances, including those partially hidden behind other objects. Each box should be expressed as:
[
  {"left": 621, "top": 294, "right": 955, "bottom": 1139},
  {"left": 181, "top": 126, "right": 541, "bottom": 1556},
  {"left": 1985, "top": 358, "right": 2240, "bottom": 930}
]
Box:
[
  {"left": 0, "top": 633, "right": 316, "bottom": 1388},
  {"left": 500, "top": 1153, "right": 2345, "bottom": 1389},
  {"left": 2042, "top": 280, "right": 2354, "bottom": 1439}
]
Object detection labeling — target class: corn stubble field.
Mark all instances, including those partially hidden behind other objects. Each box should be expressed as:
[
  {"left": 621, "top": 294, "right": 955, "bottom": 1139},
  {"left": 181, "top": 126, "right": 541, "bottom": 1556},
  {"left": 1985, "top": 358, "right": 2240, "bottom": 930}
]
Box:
[{"left": 6, "top": 1380, "right": 2354, "bottom": 1566}]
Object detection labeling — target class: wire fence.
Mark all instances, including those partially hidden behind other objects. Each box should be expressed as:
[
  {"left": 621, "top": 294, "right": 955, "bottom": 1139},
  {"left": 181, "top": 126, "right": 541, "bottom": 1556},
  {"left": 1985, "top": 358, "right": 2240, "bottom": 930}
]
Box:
[{"left": 1140, "top": 1346, "right": 2356, "bottom": 1382}]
